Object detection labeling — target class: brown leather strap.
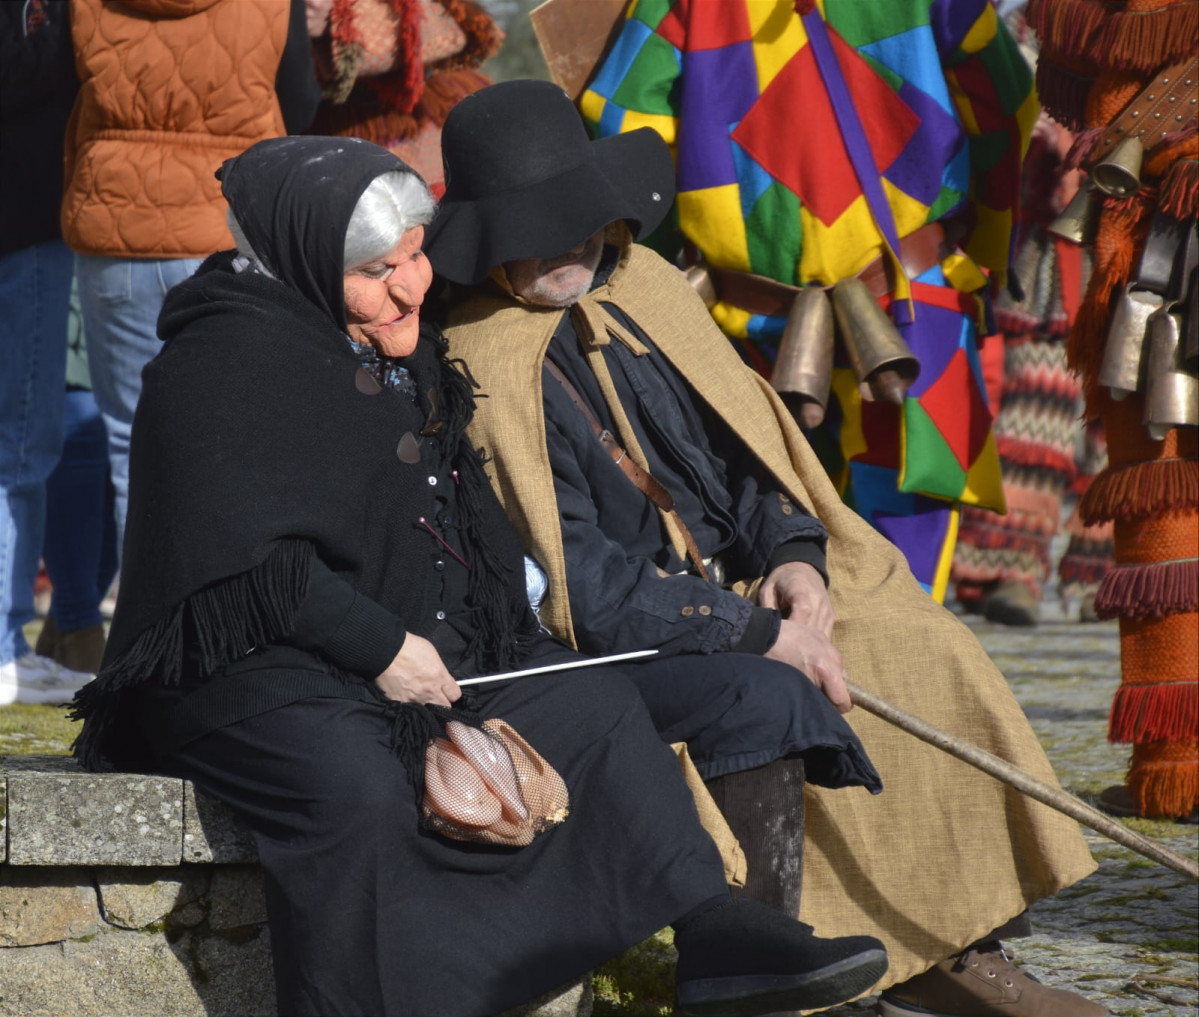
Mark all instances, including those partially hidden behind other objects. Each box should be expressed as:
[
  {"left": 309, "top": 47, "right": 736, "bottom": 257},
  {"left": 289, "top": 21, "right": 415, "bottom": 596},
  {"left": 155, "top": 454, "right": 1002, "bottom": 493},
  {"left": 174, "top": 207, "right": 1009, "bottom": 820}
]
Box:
[
  {"left": 543, "top": 357, "right": 711, "bottom": 582},
  {"left": 1089, "top": 61, "right": 1198, "bottom": 166},
  {"left": 705, "top": 221, "right": 949, "bottom": 318}
]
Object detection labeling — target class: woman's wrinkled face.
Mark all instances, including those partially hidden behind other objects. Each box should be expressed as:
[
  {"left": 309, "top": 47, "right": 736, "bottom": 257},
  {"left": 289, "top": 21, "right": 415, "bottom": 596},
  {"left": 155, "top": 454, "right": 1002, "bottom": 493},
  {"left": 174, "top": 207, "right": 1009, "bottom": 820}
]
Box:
[{"left": 343, "top": 225, "right": 433, "bottom": 358}]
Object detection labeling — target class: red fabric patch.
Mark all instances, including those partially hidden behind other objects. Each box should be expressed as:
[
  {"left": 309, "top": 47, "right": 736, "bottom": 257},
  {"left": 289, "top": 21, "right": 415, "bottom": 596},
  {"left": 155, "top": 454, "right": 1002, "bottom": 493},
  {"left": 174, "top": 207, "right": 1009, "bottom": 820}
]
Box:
[
  {"left": 731, "top": 28, "right": 920, "bottom": 226},
  {"left": 918, "top": 348, "right": 994, "bottom": 470},
  {"left": 880, "top": 281, "right": 980, "bottom": 317},
  {"left": 657, "top": 0, "right": 689, "bottom": 50},
  {"left": 855, "top": 399, "right": 902, "bottom": 469},
  {"left": 672, "top": 0, "right": 752, "bottom": 51}
]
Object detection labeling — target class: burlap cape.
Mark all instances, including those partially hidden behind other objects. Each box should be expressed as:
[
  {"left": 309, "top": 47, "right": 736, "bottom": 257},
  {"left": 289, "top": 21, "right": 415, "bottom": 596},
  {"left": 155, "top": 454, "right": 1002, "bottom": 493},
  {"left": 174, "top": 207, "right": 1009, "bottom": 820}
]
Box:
[{"left": 444, "top": 238, "right": 1096, "bottom": 988}]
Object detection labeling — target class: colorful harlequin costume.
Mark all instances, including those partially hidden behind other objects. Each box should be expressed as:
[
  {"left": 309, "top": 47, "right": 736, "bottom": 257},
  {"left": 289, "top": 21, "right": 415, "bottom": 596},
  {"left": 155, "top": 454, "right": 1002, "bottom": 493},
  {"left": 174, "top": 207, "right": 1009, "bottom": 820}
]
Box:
[
  {"left": 1027, "top": 0, "right": 1198, "bottom": 820},
  {"left": 581, "top": 0, "right": 1038, "bottom": 602}
]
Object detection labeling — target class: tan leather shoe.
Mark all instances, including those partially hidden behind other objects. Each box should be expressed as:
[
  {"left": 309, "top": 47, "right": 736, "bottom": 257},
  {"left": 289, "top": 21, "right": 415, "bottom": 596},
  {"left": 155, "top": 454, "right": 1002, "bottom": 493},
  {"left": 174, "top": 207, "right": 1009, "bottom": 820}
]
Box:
[{"left": 878, "top": 943, "right": 1109, "bottom": 1016}]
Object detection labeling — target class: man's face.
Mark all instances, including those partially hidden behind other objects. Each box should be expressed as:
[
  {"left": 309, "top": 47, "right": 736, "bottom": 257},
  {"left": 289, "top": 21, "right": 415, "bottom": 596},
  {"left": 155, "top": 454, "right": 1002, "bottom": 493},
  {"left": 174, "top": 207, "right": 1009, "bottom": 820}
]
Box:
[{"left": 504, "top": 229, "right": 605, "bottom": 308}]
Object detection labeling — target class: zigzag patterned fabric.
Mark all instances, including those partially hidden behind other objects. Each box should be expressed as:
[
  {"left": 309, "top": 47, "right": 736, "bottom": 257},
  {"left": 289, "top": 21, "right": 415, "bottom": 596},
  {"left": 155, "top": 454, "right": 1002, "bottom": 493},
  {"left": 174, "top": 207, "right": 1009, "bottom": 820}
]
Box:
[{"left": 582, "top": 0, "right": 1037, "bottom": 599}]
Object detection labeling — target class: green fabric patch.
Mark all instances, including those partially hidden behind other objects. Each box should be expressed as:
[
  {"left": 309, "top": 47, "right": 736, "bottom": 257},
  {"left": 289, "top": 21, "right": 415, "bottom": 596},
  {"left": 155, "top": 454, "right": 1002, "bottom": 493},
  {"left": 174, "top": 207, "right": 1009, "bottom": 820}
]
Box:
[
  {"left": 610, "top": 32, "right": 682, "bottom": 116},
  {"left": 745, "top": 182, "right": 801, "bottom": 283},
  {"left": 824, "top": 0, "right": 932, "bottom": 49},
  {"left": 968, "top": 130, "right": 1010, "bottom": 178},
  {"left": 898, "top": 400, "right": 966, "bottom": 498},
  {"left": 926, "top": 183, "right": 965, "bottom": 224},
  {"left": 979, "top": 28, "right": 1032, "bottom": 115}
]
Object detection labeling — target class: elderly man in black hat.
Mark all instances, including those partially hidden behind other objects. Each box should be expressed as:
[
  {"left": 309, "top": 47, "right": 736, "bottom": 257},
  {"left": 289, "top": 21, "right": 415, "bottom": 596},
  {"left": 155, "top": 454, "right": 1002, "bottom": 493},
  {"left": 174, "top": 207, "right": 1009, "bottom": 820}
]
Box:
[{"left": 426, "top": 79, "right": 1107, "bottom": 1017}]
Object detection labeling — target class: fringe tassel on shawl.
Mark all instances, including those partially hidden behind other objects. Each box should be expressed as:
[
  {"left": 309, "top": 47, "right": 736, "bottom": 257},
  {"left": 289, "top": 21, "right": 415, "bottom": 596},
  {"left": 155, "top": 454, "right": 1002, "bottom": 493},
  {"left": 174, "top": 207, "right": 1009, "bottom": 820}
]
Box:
[
  {"left": 1080, "top": 456, "right": 1199, "bottom": 523},
  {"left": 1110, "top": 681, "right": 1198, "bottom": 743},
  {"left": 1101, "top": 2, "right": 1199, "bottom": 73},
  {"left": 1126, "top": 737, "right": 1199, "bottom": 818},
  {"left": 426, "top": 336, "right": 537, "bottom": 673},
  {"left": 70, "top": 539, "right": 314, "bottom": 770},
  {"left": 1095, "top": 557, "right": 1199, "bottom": 618},
  {"left": 1066, "top": 127, "right": 1104, "bottom": 169}
]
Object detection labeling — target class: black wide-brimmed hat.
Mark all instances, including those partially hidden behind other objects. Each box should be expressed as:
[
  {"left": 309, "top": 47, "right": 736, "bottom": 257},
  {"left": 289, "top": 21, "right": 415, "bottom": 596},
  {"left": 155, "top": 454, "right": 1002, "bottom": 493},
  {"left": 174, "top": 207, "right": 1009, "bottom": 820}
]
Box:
[{"left": 425, "top": 79, "right": 676, "bottom": 285}]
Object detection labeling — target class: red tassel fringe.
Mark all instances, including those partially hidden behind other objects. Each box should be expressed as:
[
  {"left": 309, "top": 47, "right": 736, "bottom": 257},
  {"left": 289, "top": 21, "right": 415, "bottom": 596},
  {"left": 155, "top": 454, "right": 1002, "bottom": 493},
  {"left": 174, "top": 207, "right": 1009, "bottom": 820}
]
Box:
[
  {"left": 1109, "top": 680, "right": 1198, "bottom": 743},
  {"left": 1095, "top": 557, "right": 1199, "bottom": 619},
  {"left": 1102, "top": 3, "right": 1199, "bottom": 73},
  {"left": 1160, "top": 158, "right": 1199, "bottom": 219},
  {"left": 1079, "top": 456, "right": 1199, "bottom": 524},
  {"left": 1034, "top": 61, "right": 1095, "bottom": 131}
]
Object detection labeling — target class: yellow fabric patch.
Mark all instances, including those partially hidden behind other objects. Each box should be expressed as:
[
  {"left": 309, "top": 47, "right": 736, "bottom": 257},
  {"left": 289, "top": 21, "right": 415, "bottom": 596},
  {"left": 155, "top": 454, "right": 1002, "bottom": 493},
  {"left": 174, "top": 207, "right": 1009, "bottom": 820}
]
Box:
[
  {"left": 799, "top": 197, "right": 884, "bottom": 284},
  {"left": 960, "top": 428, "right": 1007, "bottom": 512},
  {"left": 712, "top": 301, "right": 752, "bottom": 340},
  {"left": 623, "top": 109, "right": 679, "bottom": 147},
  {"left": 941, "top": 252, "right": 988, "bottom": 294},
  {"left": 579, "top": 89, "right": 606, "bottom": 126},
  {"left": 959, "top": 2, "right": 997, "bottom": 54},
  {"left": 966, "top": 204, "right": 1012, "bottom": 276},
  {"left": 748, "top": 0, "right": 806, "bottom": 94},
  {"left": 929, "top": 503, "right": 960, "bottom": 603},
  {"left": 830, "top": 368, "right": 868, "bottom": 466},
  {"left": 679, "top": 185, "right": 750, "bottom": 269},
  {"left": 944, "top": 69, "right": 979, "bottom": 135}
]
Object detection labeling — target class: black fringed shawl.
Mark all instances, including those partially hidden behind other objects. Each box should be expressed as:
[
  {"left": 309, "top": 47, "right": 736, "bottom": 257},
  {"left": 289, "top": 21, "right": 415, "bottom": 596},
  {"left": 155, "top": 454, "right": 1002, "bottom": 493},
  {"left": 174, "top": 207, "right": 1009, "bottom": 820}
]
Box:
[{"left": 73, "top": 137, "right": 537, "bottom": 770}]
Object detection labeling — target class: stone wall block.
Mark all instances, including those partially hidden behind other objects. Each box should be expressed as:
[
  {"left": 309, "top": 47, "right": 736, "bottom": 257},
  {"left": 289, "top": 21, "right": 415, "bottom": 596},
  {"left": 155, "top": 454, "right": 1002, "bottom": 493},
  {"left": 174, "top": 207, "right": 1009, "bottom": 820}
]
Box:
[
  {"left": 97, "top": 866, "right": 209, "bottom": 930},
  {"left": 182, "top": 782, "right": 256, "bottom": 864},
  {"left": 209, "top": 866, "right": 267, "bottom": 930},
  {"left": 0, "top": 867, "right": 101, "bottom": 947},
  {"left": 2, "top": 772, "right": 8, "bottom": 864},
  {"left": 499, "top": 977, "right": 594, "bottom": 1017},
  {"left": 6, "top": 771, "right": 183, "bottom": 866},
  {"left": 0, "top": 925, "right": 275, "bottom": 1017}
]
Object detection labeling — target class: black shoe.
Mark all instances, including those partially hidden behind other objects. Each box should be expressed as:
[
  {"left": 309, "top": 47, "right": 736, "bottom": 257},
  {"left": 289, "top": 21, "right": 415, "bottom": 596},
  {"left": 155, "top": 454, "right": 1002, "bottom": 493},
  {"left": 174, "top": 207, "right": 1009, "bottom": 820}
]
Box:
[{"left": 674, "top": 898, "right": 888, "bottom": 1016}]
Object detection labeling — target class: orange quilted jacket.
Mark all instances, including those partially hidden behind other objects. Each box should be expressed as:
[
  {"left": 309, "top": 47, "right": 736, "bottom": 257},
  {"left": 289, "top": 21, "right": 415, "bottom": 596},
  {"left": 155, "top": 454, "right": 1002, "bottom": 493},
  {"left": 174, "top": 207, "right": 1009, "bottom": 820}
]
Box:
[{"left": 61, "top": 0, "right": 289, "bottom": 258}]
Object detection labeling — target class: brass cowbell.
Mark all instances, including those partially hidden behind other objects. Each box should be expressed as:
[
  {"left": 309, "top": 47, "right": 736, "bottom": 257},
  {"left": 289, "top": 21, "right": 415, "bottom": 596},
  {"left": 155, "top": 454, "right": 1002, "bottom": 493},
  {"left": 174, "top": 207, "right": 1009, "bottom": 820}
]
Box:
[
  {"left": 830, "top": 277, "right": 920, "bottom": 405},
  {"left": 1097, "top": 284, "right": 1164, "bottom": 400},
  {"left": 684, "top": 263, "right": 718, "bottom": 311},
  {"left": 1092, "top": 135, "right": 1143, "bottom": 197},
  {"left": 1047, "top": 181, "right": 1099, "bottom": 245},
  {"left": 1143, "top": 302, "right": 1199, "bottom": 439},
  {"left": 772, "top": 287, "right": 834, "bottom": 429}
]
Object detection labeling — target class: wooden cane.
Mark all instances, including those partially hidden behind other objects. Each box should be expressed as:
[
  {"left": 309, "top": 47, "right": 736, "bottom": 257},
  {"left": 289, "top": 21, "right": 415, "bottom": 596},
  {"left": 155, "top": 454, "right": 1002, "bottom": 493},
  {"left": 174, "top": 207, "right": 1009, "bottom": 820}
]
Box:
[{"left": 845, "top": 681, "right": 1199, "bottom": 881}]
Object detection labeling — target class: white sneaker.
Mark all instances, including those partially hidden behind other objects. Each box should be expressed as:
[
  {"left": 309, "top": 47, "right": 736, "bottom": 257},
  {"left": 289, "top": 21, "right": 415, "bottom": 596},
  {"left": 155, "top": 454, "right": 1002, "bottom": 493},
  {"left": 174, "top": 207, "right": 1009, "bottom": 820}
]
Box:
[{"left": 0, "top": 652, "right": 95, "bottom": 706}]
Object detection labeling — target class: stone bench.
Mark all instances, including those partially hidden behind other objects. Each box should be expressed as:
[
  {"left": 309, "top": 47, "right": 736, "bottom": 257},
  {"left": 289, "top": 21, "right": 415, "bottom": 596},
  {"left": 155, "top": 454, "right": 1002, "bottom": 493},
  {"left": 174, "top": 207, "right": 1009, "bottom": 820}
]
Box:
[{"left": 0, "top": 755, "right": 590, "bottom": 1017}]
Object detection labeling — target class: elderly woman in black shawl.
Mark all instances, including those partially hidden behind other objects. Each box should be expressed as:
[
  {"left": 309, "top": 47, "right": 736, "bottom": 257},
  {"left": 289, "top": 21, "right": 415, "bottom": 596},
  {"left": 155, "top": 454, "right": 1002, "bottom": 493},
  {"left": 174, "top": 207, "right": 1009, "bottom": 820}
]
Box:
[{"left": 70, "top": 137, "right": 886, "bottom": 1017}]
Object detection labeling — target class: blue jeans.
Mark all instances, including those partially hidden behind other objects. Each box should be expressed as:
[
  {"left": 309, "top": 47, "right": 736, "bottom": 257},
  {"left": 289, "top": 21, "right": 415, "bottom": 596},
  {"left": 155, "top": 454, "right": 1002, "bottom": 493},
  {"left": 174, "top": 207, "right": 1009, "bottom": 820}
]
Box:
[
  {"left": 43, "top": 389, "right": 118, "bottom": 632},
  {"left": 76, "top": 254, "right": 202, "bottom": 558},
  {"left": 0, "top": 241, "right": 73, "bottom": 664}
]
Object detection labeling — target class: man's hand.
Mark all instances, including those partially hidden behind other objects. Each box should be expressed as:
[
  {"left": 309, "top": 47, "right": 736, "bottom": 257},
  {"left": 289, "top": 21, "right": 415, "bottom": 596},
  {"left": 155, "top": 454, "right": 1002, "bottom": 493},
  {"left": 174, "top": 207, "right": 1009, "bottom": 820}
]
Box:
[
  {"left": 758, "top": 561, "right": 835, "bottom": 638},
  {"left": 374, "top": 633, "right": 462, "bottom": 707},
  {"left": 765, "top": 618, "right": 852, "bottom": 713}
]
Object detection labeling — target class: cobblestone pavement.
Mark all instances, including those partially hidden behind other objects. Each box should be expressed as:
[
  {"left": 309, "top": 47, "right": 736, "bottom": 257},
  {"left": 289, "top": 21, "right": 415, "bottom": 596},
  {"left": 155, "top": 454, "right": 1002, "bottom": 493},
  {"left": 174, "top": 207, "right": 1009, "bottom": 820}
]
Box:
[{"left": 823, "top": 604, "right": 1199, "bottom": 1017}]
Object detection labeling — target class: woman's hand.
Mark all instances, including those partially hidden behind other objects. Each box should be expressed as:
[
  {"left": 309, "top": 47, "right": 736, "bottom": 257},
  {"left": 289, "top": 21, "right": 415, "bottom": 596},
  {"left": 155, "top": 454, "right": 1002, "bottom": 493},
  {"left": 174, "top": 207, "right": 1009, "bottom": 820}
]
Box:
[
  {"left": 765, "top": 618, "right": 852, "bottom": 714},
  {"left": 374, "top": 633, "right": 462, "bottom": 707},
  {"left": 758, "top": 561, "right": 835, "bottom": 638}
]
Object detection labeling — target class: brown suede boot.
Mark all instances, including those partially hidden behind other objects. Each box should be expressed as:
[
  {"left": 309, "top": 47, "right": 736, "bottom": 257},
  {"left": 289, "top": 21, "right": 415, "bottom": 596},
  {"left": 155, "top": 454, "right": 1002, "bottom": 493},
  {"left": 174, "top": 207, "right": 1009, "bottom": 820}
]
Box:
[
  {"left": 54, "top": 624, "right": 106, "bottom": 675},
  {"left": 981, "top": 581, "right": 1039, "bottom": 627},
  {"left": 878, "top": 942, "right": 1109, "bottom": 1016}
]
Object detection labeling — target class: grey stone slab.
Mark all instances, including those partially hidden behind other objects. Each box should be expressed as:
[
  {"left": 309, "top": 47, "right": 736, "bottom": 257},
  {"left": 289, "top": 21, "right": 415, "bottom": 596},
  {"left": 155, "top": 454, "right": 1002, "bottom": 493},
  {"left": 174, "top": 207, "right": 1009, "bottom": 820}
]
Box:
[
  {"left": 6, "top": 771, "right": 183, "bottom": 866},
  {"left": 0, "top": 866, "right": 101, "bottom": 947},
  {"left": 2, "top": 773, "right": 7, "bottom": 865},
  {"left": 182, "top": 782, "right": 256, "bottom": 864},
  {"left": 0, "top": 755, "right": 85, "bottom": 774},
  {"left": 97, "top": 866, "right": 208, "bottom": 930},
  {"left": 208, "top": 866, "right": 267, "bottom": 930}
]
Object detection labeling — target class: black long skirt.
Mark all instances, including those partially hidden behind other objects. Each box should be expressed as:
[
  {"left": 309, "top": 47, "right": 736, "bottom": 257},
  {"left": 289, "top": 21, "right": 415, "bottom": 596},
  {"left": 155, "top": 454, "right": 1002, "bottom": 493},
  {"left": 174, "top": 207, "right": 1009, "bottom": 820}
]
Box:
[{"left": 162, "top": 665, "right": 729, "bottom": 1017}]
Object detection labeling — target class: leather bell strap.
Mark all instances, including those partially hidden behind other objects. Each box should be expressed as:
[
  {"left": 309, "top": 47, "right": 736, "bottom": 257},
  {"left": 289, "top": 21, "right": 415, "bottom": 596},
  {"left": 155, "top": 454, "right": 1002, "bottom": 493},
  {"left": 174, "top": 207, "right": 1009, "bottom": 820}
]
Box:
[
  {"left": 705, "top": 221, "right": 948, "bottom": 321},
  {"left": 542, "top": 357, "right": 712, "bottom": 583},
  {"left": 1089, "top": 60, "right": 1199, "bottom": 166}
]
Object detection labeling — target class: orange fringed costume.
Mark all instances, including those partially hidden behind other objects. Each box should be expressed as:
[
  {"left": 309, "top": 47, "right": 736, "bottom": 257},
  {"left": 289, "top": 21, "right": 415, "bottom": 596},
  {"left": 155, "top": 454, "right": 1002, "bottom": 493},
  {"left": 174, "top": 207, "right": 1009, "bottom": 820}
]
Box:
[
  {"left": 309, "top": 0, "right": 502, "bottom": 196},
  {"left": 1028, "top": 0, "right": 1198, "bottom": 819}
]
